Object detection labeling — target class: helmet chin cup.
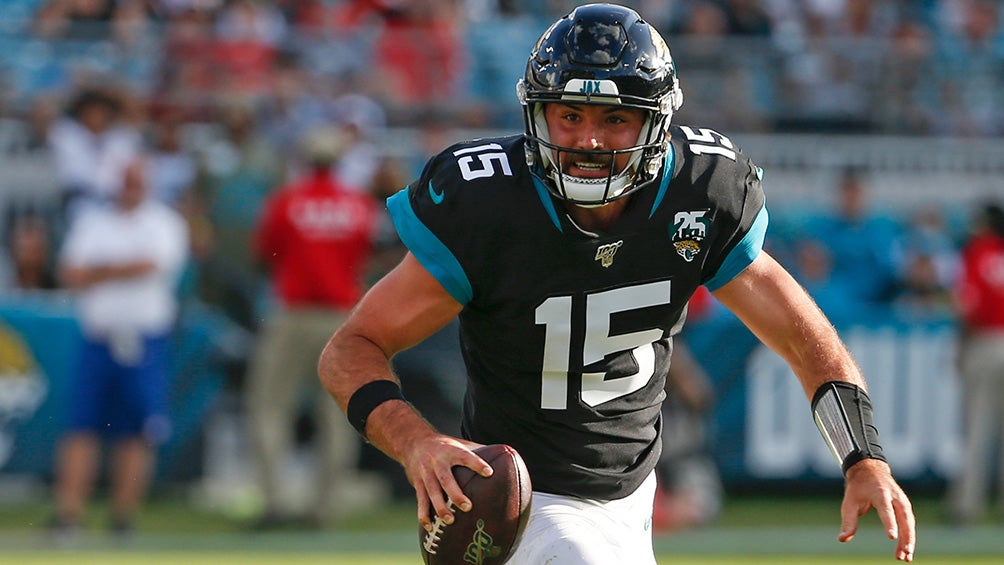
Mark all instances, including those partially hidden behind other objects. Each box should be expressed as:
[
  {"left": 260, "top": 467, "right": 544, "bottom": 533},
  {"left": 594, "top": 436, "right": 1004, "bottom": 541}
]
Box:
[{"left": 552, "top": 170, "right": 633, "bottom": 205}]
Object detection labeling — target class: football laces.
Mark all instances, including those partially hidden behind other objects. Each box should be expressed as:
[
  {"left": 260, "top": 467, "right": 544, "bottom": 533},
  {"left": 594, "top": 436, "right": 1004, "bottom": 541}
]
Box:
[{"left": 422, "top": 498, "right": 457, "bottom": 555}]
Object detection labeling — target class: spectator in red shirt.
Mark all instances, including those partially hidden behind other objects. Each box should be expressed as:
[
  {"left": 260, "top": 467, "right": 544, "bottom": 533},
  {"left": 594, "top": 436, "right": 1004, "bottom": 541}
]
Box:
[
  {"left": 245, "top": 127, "right": 382, "bottom": 528},
  {"left": 949, "top": 201, "right": 1004, "bottom": 525}
]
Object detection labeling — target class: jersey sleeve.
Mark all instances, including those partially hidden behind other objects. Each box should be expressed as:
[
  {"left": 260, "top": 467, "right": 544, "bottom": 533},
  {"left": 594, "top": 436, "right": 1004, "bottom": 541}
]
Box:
[
  {"left": 699, "top": 152, "right": 768, "bottom": 291},
  {"left": 386, "top": 147, "right": 476, "bottom": 305}
]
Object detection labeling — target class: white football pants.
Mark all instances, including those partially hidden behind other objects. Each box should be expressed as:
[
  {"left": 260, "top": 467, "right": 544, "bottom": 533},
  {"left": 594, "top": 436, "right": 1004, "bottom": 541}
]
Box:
[{"left": 505, "top": 470, "right": 657, "bottom": 564}]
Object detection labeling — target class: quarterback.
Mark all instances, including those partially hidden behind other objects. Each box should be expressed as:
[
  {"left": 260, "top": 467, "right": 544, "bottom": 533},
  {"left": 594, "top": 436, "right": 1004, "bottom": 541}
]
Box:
[{"left": 318, "top": 4, "right": 916, "bottom": 563}]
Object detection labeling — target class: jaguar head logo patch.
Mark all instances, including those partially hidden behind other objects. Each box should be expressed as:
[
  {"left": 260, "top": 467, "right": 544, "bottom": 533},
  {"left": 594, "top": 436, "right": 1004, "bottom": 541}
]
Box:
[{"left": 672, "top": 210, "right": 710, "bottom": 262}]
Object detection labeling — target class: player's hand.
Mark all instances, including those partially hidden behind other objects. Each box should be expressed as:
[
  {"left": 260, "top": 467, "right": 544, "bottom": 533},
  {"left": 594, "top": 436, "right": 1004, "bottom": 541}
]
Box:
[
  {"left": 400, "top": 434, "right": 492, "bottom": 533},
  {"left": 840, "top": 458, "right": 916, "bottom": 562}
]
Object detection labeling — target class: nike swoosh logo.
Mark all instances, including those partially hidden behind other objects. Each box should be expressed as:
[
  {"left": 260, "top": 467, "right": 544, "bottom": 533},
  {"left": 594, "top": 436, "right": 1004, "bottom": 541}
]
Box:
[{"left": 429, "top": 181, "right": 444, "bottom": 204}]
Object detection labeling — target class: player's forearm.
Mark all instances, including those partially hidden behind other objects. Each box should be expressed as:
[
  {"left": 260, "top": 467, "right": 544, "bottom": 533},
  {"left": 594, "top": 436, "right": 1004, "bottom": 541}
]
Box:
[
  {"left": 713, "top": 253, "right": 866, "bottom": 398},
  {"left": 774, "top": 308, "right": 866, "bottom": 397},
  {"left": 318, "top": 330, "right": 437, "bottom": 463},
  {"left": 363, "top": 399, "right": 440, "bottom": 464},
  {"left": 319, "top": 329, "right": 391, "bottom": 410}
]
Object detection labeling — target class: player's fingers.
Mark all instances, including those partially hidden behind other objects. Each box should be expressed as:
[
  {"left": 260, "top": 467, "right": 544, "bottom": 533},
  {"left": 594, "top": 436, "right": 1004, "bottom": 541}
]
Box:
[
  {"left": 838, "top": 496, "right": 864, "bottom": 543},
  {"left": 457, "top": 448, "right": 493, "bottom": 478},
  {"left": 422, "top": 470, "right": 453, "bottom": 526},
  {"left": 475, "top": 457, "right": 493, "bottom": 478},
  {"left": 893, "top": 496, "right": 916, "bottom": 562},
  {"left": 435, "top": 461, "right": 472, "bottom": 517},
  {"left": 873, "top": 491, "right": 899, "bottom": 541},
  {"left": 415, "top": 483, "right": 434, "bottom": 532}
]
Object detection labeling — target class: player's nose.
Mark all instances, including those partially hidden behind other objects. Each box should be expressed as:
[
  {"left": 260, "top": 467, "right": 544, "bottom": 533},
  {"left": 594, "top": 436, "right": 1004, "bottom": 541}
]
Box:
[{"left": 574, "top": 126, "right": 603, "bottom": 150}]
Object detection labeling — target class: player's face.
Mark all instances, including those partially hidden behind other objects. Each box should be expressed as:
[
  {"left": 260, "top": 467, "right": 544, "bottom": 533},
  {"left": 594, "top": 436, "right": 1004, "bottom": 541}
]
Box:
[{"left": 543, "top": 103, "right": 646, "bottom": 179}]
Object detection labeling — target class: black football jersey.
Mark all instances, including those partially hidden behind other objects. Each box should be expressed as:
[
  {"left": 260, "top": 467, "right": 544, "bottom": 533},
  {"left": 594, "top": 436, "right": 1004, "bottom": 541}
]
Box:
[{"left": 387, "top": 125, "right": 767, "bottom": 500}]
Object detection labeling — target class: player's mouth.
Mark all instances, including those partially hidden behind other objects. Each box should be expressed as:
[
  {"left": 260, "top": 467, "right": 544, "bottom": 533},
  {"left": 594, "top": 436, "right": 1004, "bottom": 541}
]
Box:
[{"left": 567, "top": 160, "right": 611, "bottom": 177}]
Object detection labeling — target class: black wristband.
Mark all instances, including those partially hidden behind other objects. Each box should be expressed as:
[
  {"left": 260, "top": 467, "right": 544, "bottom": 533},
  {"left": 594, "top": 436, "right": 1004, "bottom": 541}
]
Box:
[
  {"left": 811, "top": 381, "right": 887, "bottom": 475},
  {"left": 347, "top": 380, "right": 406, "bottom": 439}
]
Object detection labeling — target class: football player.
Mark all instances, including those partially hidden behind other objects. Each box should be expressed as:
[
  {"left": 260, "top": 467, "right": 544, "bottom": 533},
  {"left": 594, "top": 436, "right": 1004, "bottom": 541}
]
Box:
[{"left": 318, "top": 4, "right": 916, "bottom": 563}]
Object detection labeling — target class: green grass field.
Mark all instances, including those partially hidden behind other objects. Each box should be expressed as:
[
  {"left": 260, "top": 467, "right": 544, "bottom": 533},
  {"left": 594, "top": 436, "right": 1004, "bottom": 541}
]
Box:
[
  {"left": 1, "top": 555, "right": 1002, "bottom": 565},
  {"left": 0, "top": 491, "right": 999, "bottom": 564}
]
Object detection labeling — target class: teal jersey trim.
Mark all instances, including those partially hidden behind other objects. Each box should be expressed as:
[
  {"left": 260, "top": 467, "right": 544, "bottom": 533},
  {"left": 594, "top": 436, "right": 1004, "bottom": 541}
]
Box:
[
  {"left": 531, "top": 176, "right": 563, "bottom": 232},
  {"left": 704, "top": 204, "right": 769, "bottom": 291},
  {"left": 386, "top": 189, "right": 474, "bottom": 305},
  {"left": 648, "top": 147, "right": 677, "bottom": 218}
]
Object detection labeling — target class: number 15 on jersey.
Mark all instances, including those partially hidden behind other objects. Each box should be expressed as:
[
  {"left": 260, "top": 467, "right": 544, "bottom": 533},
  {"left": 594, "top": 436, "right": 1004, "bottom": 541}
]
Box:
[{"left": 534, "top": 280, "right": 671, "bottom": 410}]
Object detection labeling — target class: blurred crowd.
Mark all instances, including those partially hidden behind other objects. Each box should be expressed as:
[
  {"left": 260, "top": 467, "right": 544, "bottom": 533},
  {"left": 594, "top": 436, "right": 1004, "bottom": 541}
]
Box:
[
  {"left": 0, "top": 0, "right": 1001, "bottom": 533},
  {"left": 0, "top": 0, "right": 1001, "bottom": 134},
  {"left": 767, "top": 167, "right": 964, "bottom": 325},
  {"left": 0, "top": 0, "right": 998, "bottom": 308}
]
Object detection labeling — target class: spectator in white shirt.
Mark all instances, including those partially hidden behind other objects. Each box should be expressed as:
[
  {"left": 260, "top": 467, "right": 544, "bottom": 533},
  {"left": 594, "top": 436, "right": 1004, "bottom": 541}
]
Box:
[{"left": 50, "top": 156, "right": 188, "bottom": 537}]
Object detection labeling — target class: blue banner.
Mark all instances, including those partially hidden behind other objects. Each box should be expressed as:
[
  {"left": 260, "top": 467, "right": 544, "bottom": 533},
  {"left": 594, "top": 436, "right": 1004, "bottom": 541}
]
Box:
[
  {"left": 685, "top": 308, "right": 960, "bottom": 485},
  {"left": 0, "top": 294, "right": 236, "bottom": 480}
]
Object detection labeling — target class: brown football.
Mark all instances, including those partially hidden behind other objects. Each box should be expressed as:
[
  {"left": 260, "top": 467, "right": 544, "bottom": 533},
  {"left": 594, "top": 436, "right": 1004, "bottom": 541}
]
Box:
[{"left": 419, "top": 444, "right": 532, "bottom": 565}]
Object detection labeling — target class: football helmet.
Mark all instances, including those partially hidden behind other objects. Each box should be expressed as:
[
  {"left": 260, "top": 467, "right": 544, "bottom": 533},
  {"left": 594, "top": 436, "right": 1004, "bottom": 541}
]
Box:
[{"left": 517, "top": 3, "right": 683, "bottom": 206}]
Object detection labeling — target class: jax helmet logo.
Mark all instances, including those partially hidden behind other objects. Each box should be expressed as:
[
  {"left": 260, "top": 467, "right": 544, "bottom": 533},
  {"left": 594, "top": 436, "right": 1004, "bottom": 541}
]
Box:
[
  {"left": 0, "top": 322, "right": 47, "bottom": 469},
  {"left": 672, "top": 210, "right": 710, "bottom": 262}
]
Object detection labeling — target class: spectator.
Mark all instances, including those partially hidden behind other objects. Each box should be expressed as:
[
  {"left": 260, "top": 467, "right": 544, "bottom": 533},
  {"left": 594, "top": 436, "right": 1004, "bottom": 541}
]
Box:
[
  {"left": 889, "top": 207, "right": 959, "bottom": 317},
  {"left": 668, "top": 1, "right": 733, "bottom": 128},
  {"left": 110, "top": 0, "right": 157, "bottom": 45},
  {"left": 330, "top": 92, "right": 387, "bottom": 193},
  {"left": 215, "top": 0, "right": 289, "bottom": 47},
  {"left": 246, "top": 127, "right": 382, "bottom": 528},
  {"left": 790, "top": 236, "right": 863, "bottom": 325},
  {"left": 158, "top": 2, "right": 219, "bottom": 112},
  {"left": 369, "top": 0, "right": 468, "bottom": 115},
  {"left": 804, "top": 167, "right": 900, "bottom": 305},
  {"left": 931, "top": 0, "right": 1004, "bottom": 136},
  {"left": 145, "top": 108, "right": 198, "bottom": 208},
  {"left": 196, "top": 97, "right": 283, "bottom": 330},
  {"left": 723, "top": 0, "right": 773, "bottom": 36},
  {"left": 258, "top": 52, "right": 330, "bottom": 169},
  {"left": 778, "top": 11, "right": 873, "bottom": 132},
  {"left": 34, "top": 0, "right": 117, "bottom": 41},
  {"left": 2, "top": 215, "right": 58, "bottom": 291},
  {"left": 653, "top": 340, "right": 723, "bottom": 533},
  {"left": 47, "top": 86, "right": 142, "bottom": 224},
  {"left": 211, "top": 0, "right": 287, "bottom": 96},
  {"left": 50, "top": 156, "right": 189, "bottom": 536},
  {"left": 948, "top": 201, "right": 1004, "bottom": 525},
  {"left": 875, "top": 18, "right": 938, "bottom": 134},
  {"left": 22, "top": 95, "right": 60, "bottom": 153}
]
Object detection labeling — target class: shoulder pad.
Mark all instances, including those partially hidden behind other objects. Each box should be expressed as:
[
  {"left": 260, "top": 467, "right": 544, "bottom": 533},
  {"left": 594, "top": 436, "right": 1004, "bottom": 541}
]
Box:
[
  {"left": 670, "top": 124, "right": 761, "bottom": 186},
  {"left": 413, "top": 135, "right": 525, "bottom": 208}
]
